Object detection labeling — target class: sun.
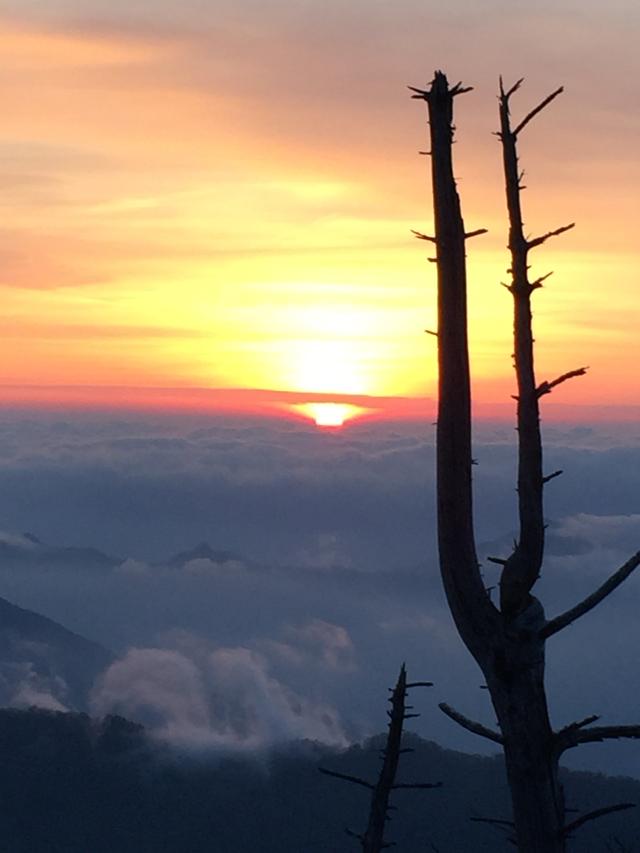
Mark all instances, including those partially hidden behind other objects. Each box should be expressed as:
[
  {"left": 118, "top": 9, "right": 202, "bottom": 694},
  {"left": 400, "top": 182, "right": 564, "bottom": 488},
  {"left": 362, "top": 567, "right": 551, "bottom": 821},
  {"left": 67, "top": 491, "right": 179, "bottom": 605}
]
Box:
[{"left": 293, "top": 402, "right": 367, "bottom": 428}]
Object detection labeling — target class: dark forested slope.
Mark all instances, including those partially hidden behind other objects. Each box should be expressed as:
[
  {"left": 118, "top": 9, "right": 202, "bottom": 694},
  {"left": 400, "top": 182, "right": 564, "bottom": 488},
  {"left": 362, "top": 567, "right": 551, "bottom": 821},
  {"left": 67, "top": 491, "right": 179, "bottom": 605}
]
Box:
[{"left": 0, "top": 708, "right": 637, "bottom": 852}]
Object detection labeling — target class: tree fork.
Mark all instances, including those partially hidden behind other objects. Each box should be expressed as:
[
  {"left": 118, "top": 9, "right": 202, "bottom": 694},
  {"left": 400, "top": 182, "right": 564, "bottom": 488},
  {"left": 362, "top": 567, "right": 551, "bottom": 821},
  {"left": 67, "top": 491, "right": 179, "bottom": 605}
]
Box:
[
  {"left": 414, "top": 72, "right": 566, "bottom": 853},
  {"left": 413, "top": 70, "right": 639, "bottom": 853}
]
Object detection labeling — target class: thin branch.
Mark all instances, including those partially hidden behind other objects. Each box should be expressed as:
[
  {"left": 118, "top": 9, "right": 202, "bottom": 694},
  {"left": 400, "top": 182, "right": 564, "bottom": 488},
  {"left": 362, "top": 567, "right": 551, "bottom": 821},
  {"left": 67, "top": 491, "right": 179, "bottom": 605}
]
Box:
[
  {"left": 465, "top": 228, "right": 488, "bottom": 239},
  {"left": 439, "top": 702, "right": 504, "bottom": 744},
  {"left": 542, "top": 470, "right": 563, "bottom": 484},
  {"left": 319, "top": 768, "right": 374, "bottom": 790},
  {"left": 527, "top": 222, "right": 575, "bottom": 249},
  {"left": 411, "top": 229, "right": 437, "bottom": 243},
  {"left": 562, "top": 804, "right": 636, "bottom": 838},
  {"left": 405, "top": 681, "right": 434, "bottom": 688},
  {"left": 424, "top": 329, "right": 439, "bottom": 337},
  {"left": 531, "top": 270, "right": 554, "bottom": 290},
  {"left": 542, "top": 550, "right": 640, "bottom": 638},
  {"left": 502, "top": 77, "right": 524, "bottom": 100},
  {"left": 345, "top": 828, "right": 365, "bottom": 841},
  {"left": 558, "top": 724, "right": 640, "bottom": 753},
  {"left": 408, "top": 85, "right": 429, "bottom": 100},
  {"left": 536, "top": 367, "right": 587, "bottom": 397},
  {"left": 471, "top": 816, "right": 515, "bottom": 829},
  {"left": 557, "top": 714, "right": 601, "bottom": 738},
  {"left": 408, "top": 80, "right": 474, "bottom": 100},
  {"left": 451, "top": 81, "right": 474, "bottom": 97},
  {"left": 513, "top": 86, "right": 564, "bottom": 136},
  {"left": 391, "top": 782, "right": 443, "bottom": 790}
]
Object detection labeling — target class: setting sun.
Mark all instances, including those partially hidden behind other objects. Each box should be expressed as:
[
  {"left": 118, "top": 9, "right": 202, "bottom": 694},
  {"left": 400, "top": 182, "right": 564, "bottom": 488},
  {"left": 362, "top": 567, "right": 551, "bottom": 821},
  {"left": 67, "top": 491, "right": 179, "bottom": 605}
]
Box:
[{"left": 292, "top": 402, "right": 369, "bottom": 428}]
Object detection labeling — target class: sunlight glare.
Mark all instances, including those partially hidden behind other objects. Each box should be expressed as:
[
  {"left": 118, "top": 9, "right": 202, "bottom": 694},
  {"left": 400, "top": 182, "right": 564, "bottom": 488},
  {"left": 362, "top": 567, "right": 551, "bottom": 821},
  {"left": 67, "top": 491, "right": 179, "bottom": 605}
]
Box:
[
  {"left": 290, "top": 340, "right": 368, "bottom": 396},
  {"left": 293, "top": 402, "right": 368, "bottom": 428}
]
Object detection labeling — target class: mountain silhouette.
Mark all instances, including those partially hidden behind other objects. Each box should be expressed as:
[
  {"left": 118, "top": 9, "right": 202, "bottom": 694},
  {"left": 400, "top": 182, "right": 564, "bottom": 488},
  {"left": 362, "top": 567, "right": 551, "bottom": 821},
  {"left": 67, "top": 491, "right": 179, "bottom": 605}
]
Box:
[{"left": 0, "top": 595, "right": 113, "bottom": 710}]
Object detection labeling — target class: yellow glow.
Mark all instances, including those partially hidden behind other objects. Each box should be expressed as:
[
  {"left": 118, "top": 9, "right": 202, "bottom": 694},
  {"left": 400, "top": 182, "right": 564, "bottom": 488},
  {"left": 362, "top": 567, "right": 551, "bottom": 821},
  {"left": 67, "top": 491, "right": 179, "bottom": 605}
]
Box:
[
  {"left": 289, "top": 339, "right": 367, "bottom": 396},
  {"left": 293, "top": 403, "right": 369, "bottom": 428},
  {"left": 0, "top": 13, "right": 638, "bottom": 417}
]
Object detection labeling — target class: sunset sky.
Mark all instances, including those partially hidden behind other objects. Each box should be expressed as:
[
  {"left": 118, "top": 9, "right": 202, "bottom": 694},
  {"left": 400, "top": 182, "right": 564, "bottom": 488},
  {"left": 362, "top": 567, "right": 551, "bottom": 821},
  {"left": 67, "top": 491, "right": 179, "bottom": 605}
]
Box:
[
  {"left": 0, "top": 1, "right": 639, "bottom": 782},
  {"left": 1, "top": 0, "right": 639, "bottom": 421}
]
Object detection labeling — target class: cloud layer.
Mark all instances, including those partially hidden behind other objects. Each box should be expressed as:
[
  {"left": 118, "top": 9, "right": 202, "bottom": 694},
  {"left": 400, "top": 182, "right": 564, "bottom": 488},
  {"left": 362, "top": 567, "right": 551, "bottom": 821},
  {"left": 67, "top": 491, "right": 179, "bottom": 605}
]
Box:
[{"left": 0, "top": 409, "right": 637, "bottom": 775}]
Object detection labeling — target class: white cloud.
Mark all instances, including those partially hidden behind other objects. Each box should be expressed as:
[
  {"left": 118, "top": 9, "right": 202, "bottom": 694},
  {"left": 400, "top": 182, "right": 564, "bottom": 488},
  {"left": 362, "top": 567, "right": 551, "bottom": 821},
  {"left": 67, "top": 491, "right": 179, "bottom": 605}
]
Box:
[
  {"left": 553, "top": 513, "right": 640, "bottom": 552},
  {"left": 2, "top": 661, "right": 69, "bottom": 712},
  {"left": 284, "top": 619, "right": 356, "bottom": 672},
  {"left": 90, "top": 641, "right": 347, "bottom": 750}
]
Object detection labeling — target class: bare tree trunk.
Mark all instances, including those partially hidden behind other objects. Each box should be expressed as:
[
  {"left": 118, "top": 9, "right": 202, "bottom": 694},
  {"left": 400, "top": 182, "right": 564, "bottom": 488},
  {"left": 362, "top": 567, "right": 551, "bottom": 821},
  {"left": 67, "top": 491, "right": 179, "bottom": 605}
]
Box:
[
  {"left": 487, "top": 636, "right": 564, "bottom": 852},
  {"left": 320, "top": 665, "right": 438, "bottom": 853},
  {"left": 409, "top": 71, "right": 640, "bottom": 853}
]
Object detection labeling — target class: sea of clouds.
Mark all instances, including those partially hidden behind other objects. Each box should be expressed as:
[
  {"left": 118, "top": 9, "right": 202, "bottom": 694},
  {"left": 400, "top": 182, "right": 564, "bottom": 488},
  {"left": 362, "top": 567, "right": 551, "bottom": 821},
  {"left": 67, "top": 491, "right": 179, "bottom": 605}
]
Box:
[{"left": 0, "top": 408, "right": 637, "bottom": 775}]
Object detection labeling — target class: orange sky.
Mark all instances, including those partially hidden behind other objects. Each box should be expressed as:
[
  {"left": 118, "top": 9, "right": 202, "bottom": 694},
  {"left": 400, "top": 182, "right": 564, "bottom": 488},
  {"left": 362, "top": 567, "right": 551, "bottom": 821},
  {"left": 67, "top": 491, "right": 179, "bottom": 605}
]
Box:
[{"left": 1, "top": 2, "right": 639, "bottom": 421}]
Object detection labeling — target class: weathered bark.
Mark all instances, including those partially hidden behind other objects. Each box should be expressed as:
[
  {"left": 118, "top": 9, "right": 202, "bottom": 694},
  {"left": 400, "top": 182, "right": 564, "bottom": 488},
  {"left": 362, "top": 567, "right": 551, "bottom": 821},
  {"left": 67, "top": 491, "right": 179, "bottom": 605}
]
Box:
[{"left": 411, "top": 71, "right": 640, "bottom": 853}]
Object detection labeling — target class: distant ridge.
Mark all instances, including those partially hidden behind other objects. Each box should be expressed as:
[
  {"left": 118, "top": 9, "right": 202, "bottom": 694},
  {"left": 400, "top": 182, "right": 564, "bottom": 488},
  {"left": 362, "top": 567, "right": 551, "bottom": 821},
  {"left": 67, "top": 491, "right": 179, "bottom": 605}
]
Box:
[
  {"left": 0, "top": 531, "right": 120, "bottom": 571},
  {"left": 163, "top": 541, "right": 242, "bottom": 569},
  {"left": 0, "top": 594, "right": 113, "bottom": 710}
]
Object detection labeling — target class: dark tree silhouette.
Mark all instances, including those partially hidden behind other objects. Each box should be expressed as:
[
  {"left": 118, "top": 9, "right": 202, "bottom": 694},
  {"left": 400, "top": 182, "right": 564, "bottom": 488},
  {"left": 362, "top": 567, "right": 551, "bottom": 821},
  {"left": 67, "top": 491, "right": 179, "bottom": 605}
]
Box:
[
  {"left": 320, "top": 664, "right": 438, "bottom": 852},
  {"left": 409, "top": 71, "right": 640, "bottom": 853}
]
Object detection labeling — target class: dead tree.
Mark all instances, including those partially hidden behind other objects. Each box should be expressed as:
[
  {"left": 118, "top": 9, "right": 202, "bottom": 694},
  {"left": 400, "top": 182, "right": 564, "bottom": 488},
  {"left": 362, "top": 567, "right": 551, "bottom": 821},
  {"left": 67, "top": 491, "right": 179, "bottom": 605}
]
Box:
[
  {"left": 320, "top": 664, "right": 438, "bottom": 852},
  {"left": 409, "top": 71, "right": 640, "bottom": 852}
]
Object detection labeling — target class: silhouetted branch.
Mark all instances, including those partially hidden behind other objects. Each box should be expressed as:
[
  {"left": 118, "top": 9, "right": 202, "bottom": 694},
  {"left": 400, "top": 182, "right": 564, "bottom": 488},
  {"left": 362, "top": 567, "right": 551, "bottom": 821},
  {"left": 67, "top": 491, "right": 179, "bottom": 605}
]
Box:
[
  {"left": 513, "top": 86, "right": 564, "bottom": 136},
  {"left": 405, "top": 681, "right": 434, "bottom": 688},
  {"left": 346, "top": 828, "right": 365, "bottom": 841},
  {"left": 497, "top": 75, "right": 550, "bottom": 615},
  {"left": 541, "top": 551, "right": 640, "bottom": 638},
  {"left": 471, "top": 816, "right": 515, "bottom": 829},
  {"left": 411, "top": 229, "right": 437, "bottom": 243},
  {"left": 556, "top": 714, "right": 600, "bottom": 738},
  {"left": 470, "top": 815, "right": 517, "bottom": 846},
  {"left": 562, "top": 804, "right": 636, "bottom": 838},
  {"left": 527, "top": 222, "right": 575, "bottom": 249},
  {"left": 542, "top": 470, "right": 563, "bottom": 484},
  {"left": 531, "top": 270, "right": 554, "bottom": 290},
  {"left": 410, "top": 81, "right": 474, "bottom": 100},
  {"left": 450, "top": 82, "right": 473, "bottom": 96},
  {"left": 558, "top": 724, "right": 640, "bottom": 754},
  {"left": 536, "top": 367, "right": 587, "bottom": 397},
  {"left": 391, "top": 782, "right": 443, "bottom": 790},
  {"left": 439, "top": 702, "right": 504, "bottom": 744},
  {"left": 500, "top": 76, "right": 524, "bottom": 100},
  {"left": 465, "top": 228, "right": 488, "bottom": 239},
  {"left": 319, "top": 768, "right": 373, "bottom": 790}
]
